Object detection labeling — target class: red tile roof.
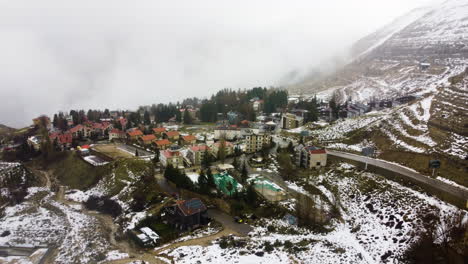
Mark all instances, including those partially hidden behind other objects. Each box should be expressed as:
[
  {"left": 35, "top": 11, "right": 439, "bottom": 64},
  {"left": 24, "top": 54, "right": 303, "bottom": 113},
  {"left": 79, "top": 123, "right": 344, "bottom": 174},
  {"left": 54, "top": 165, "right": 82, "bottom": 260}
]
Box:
[
  {"left": 214, "top": 141, "right": 233, "bottom": 147},
  {"left": 153, "top": 127, "right": 166, "bottom": 133},
  {"left": 165, "top": 131, "right": 180, "bottom": 138},
  {"left": 110, "top": 128, "right": 125, "bottom": 134},
  {"left": 161, "top": 149, "right": 180, "bottom": 158},
  {"left": 57, "top": 133, "right": 72, "bottom": 144},
  {"left": 69, "top": 125, "right": 83, "bottom": 133},
  {"left": 141, "top": 134, "right": 156, "bottom": 142},
  {"left": 155, "top": 139, "right": 171, "bottom": 146},
  {"left": 182, "top": 135, "right": 196, "bottom": 141},
  {"left": 190, "top": 145, "right": 209, "bottom": 152},
  {"left": 309, "top": 149, "right": 326, "bottom": 154},
  {"left": 127, "top": 130, "right": 143, "bottom": 137}
]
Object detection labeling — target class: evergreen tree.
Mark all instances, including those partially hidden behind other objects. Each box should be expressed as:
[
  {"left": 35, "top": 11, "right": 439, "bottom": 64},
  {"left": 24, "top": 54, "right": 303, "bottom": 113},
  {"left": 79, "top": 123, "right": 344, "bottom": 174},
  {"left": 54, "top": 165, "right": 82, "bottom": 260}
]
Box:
[
  {"left": 52, "top": 114, "right": 59, "bottom": 128},
  {"left": 183, "top": 110, "right": 193, "bottom": 124},
  {"left": 144, "top": 110, "right": 151, "bottom": 125},
  {"left": 198, "top": 170, "right": 209, "bottom": 194},
  {"left": 246, "top": 181, "right": 258, "bottom": 205},
  {"left": 206, "top": 168, "right": 215, "bottom": 188},
  {"left": 135, "top": 149, "right": 139, "bottom": 157},
  {"left": 241, "top": 162, "right": 248, "bottom": 183},
  {"left": 218, "top": 138, "right": 226, "bottom": 163},
  {"left": 202, "top": 148, "right": 212, "bottom": 168}
]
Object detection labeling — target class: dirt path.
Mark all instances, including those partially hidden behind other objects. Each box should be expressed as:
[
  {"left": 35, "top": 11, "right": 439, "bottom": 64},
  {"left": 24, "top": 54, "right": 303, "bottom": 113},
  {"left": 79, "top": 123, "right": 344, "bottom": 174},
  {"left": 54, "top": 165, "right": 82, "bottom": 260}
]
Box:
[{"left": 153, "top": 228, "right": 234, "bottom": 255}]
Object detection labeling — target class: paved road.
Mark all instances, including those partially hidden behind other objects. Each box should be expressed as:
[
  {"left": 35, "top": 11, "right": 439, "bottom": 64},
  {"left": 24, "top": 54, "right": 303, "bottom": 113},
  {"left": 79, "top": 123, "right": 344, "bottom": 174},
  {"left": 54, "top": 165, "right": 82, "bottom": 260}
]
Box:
[
  {"left": 328, "top": 150, "right": 468, "bottom": 204},
  {"left": 207, "top": 209, "right": 252, "bottom": 236}
]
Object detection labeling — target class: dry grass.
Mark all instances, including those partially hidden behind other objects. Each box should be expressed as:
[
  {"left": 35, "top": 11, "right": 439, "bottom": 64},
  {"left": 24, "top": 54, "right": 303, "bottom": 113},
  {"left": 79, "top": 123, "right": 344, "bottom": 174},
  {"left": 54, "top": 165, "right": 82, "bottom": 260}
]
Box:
[{"left": 93, "top": 144, "right": 134, "bottom": 159}]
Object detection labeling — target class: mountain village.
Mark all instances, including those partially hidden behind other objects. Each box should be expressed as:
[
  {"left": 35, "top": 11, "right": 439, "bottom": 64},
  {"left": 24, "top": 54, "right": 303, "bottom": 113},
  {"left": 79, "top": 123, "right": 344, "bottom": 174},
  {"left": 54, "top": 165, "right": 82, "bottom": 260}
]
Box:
[{"left": 0, "top": 0, "right": 467, "bottom": 263}]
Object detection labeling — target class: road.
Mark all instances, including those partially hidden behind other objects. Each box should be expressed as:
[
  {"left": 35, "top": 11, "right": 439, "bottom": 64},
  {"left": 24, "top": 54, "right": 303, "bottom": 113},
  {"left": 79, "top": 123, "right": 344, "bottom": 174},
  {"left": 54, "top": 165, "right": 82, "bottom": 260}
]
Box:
[{"left": 327, "top": 150, "right": 468, "bottom": 204}]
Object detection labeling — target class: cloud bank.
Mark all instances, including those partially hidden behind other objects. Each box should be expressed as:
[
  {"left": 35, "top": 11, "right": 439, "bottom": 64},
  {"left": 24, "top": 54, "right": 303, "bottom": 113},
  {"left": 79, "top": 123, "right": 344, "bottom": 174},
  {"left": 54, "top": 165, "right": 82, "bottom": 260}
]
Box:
[{"left": 0, "top": 0, "right": 439, "bottom": 127}]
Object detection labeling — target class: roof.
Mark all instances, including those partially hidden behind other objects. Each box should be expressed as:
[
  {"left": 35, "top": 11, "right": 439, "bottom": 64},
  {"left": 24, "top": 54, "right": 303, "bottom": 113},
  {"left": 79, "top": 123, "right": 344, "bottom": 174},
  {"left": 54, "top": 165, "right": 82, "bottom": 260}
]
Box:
[
  {"left": 306, "top": 146, "right": 326, "bottom": 154},
  {"left": 80, "top": 145, "right": 90, "bottom": 149},
  {"left": 161, "top": 149, "right": 180, "bottom": 158},
  {"left": 69, "top": 124, "right": 83, "bottom": 133},
  {"left": 57, "top": 133, "right": 72, "bottom": 144},
  {"left": 165, "top": 131, "right": 180, "bottom": 137},
  {"left": 155, "top": 139, "right": 171, "bottom": 146},
  {"left": 153, "top": 127, "right": 166, "bottom": 133},
  {"left": 141, "top": 134, "right": 156, "bottom": 142},
  {"left": 182, "top": 135, "right": 196, "bottom": 141},
  {"left": 190, "top": 145, "right": 209, "bottom": 152},
  {"left": 175, "top": 198, "right": 207, "bottom": 216},
  {"left": 110, "top": 128, "right": 125, "bottom": 134},
  {"left": 127, "top": 130, "right": 143, "bottom": 137}
]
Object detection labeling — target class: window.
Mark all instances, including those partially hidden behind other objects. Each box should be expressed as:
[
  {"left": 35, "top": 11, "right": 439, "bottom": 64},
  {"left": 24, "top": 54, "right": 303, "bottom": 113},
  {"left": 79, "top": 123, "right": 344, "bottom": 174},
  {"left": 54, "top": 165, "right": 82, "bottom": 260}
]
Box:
[{"left": 316, "top": 162, "right": 321, "bottom": 166}]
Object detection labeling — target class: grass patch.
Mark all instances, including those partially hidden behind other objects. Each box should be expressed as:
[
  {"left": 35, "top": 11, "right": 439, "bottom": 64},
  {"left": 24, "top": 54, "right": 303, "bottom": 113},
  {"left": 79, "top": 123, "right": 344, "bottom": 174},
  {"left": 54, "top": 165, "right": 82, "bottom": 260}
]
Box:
[{"left": 49, "top": 152, "right": 110, "bottom": 190}]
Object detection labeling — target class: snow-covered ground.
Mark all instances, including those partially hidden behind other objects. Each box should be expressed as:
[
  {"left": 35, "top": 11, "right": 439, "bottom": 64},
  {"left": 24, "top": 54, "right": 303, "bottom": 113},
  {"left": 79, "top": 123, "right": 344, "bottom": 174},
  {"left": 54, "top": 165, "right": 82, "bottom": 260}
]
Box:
[
  {"left": 163, "top": 163, "right": 464, "bottom": 263},
  {"left": 0, "top": 189, "right": 112, "bottom": 263}
]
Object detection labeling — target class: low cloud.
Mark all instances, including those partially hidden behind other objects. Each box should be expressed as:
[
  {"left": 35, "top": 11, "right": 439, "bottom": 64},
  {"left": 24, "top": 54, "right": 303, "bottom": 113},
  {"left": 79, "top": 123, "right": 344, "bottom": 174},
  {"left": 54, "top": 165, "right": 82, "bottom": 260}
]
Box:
[{"left": 0, "top": 0, "right": 438, "bottom": 127}]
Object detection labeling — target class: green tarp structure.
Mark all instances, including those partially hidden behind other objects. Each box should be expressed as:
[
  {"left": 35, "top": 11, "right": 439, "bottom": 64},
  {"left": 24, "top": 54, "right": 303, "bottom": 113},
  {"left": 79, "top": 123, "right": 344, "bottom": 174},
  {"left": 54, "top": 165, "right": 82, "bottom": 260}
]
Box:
[{"left": 213, "top": 171, "right": 240, "bottom": 196}]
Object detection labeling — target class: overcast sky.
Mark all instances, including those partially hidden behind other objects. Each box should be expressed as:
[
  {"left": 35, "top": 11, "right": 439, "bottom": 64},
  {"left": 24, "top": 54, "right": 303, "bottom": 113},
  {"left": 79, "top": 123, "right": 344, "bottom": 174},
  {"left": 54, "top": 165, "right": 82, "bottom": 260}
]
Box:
[{"left": 0, "top": 0, "right": 441, "bottom": 128}]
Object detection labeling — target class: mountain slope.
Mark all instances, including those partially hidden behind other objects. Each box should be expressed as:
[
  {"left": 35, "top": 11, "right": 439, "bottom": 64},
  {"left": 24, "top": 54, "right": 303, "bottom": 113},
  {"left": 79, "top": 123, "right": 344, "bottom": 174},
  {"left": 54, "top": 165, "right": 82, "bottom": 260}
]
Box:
[{"left": 291, "top": 0, "right": 468, "bottom": 101}]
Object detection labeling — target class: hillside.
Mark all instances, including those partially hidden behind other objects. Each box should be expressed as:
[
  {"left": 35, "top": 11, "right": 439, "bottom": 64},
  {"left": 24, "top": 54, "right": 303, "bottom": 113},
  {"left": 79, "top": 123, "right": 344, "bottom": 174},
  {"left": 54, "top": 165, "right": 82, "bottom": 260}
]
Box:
[
  {"left": 287, "top": 0, "right": 468, "bottom": 186},
  {"left": 291, "top": 0, "right": 468, "bottom": 101}
]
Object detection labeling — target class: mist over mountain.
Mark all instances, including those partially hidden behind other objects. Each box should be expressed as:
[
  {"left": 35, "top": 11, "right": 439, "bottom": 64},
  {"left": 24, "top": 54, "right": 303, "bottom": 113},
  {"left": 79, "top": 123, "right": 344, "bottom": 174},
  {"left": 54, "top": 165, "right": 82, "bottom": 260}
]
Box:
[{"left": 0, "top": 0, "right": 438, "bottom": 128}]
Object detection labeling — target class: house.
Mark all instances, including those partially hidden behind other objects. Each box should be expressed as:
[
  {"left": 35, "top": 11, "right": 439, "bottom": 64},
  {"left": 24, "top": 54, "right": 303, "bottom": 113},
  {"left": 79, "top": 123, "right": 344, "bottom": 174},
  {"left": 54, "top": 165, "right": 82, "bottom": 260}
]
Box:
[
  {"left": 164, "top": 131, "right": 180, "bottom": 141},
  {"left": 132, "top": 227, "right": 160, "bottom": 247},
  {"left": 154, "top": 139, "right": 171, "bottom": 150},
  {"left": 119, "top": 117, "right": 128, "bottom": 130},
  {"left": 210, "top": 141, "right": 234, "bottom": 158},
  {"left": 139, "top": 134, "right": 157, "bottom": 146},
  {"left": 50, "top": 132, "right": 72, "bottom": 150},
  {"left": 187, "top": 145, "right": 210, "bottom": 166},
  {"left": 152, "top": 127, "right": 167, "bottom": 137},
  {"left": 281, "top": 113, "right": 303, "bottom": 129},
  {"left": 252, "top": 100, "right": 264, "bottom": 112},
  {"left": 419, "top": 62, "right": 431, "bottom": 70},
  {"left": 295, "top": 144, "right": 327, "bottom": 169},
  {"left": 181, "top": 135, "right": 196, "bottom": 145},
  {"left": 245, "top": 132, "right": 271, "bottom": 154},
  {"left": 127, "top": 129, "right": 143, "bottom": 141},
  {"left": 213, "top": 126, "right": 241, "bottom": 140},
  {"left": 109, "top": 129, "right": 126, "bottom": 141},
  {"left": 160, "top": 145, "right": 184, "bottom": 168},
  {"left": 69, "top": 124, "right": 84, "bottom": 138},
  {"left": 164, "top": 198, "right": 209, "bottom": 231}
]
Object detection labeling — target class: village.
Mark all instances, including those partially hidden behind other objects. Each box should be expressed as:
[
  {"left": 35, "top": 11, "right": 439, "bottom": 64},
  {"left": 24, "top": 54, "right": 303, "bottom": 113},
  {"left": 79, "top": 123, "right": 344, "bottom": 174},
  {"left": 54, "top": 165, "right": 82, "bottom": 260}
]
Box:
[{"left": 0, "top": 84, "right": 466, "bottom": 263}]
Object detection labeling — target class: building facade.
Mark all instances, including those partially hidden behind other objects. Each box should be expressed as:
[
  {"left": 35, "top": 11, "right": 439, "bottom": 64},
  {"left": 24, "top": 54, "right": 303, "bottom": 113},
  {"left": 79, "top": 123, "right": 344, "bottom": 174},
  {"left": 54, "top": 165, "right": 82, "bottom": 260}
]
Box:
[{"left": 245, "top": 132, "right": 271, "bottom": 153}]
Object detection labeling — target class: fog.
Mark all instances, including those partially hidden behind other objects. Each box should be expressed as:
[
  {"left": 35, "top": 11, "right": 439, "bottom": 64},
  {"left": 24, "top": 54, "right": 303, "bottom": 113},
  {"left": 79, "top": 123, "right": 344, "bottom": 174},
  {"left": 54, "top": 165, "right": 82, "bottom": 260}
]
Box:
[{"left": 0, "top": 0, "right": 440, "bottom": 128}]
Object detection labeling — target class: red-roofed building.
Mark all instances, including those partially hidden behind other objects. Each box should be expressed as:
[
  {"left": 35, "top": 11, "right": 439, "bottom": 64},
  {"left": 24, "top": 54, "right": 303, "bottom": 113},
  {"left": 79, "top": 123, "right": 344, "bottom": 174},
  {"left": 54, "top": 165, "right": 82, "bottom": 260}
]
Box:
[
  {"left": 181, "top": 135, "right": 196, "bottom": 146},
  {"left": 154, "top": 139, "right": 171, "bottom": 150},
  {"left": 164, "top": 131, "right": 180, "bottom": 141},
  {"left": 152, "top": 127, "right": 167, "bottom": 137},
  {"left": 160, "top": 148, "right": 184, "bottom": 168},
  {"left": 139, "top": 134, "right": 157, "bottom": 145},
  {"left": 295, "top": 145, "right": 327, "bottom": 169},
  {"left": 50, "top": 132, "right": 72, "bottom": 150},
  {"left": 187, "top": 145, "right": 210, "bottom": 166},
  {"left": 164, "top": 198, "right": 208, "bottom": 231},
  {"left": 69, "top": 124, "right": 84, "bottom": 138},
  {"left": 210, "top": 141, "right": 234, "bottom": 158},
  {"left": 127, "top": 129, "right": 143, "bottom": 140},
  {"left": 119, "top": 117, "right": 128, "bottom": 130},
  {"left": 109, "top": 129, "right": 126, "bottom": 141}
]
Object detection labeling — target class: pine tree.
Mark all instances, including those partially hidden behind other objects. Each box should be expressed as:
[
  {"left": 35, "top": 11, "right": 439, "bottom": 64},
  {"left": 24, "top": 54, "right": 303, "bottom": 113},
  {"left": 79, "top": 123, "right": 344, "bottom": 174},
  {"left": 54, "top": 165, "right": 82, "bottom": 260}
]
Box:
[
  {"left": 52, "top": 114, "right": 59, "bottom": 128},
  {"left": 206, "top": 168, "right": 215, "bottom": 188},
  {"left": 144, "top": 110, "right": 151, "bottom": 125},
  {"left": 135, "top": 149, "right": 139, "bottom": 157},
  {"left": 218, "top": 138, "right": 226, "bottom": 163},
  {"left": 246, "top": 181, "right": 258, "bottom": 205},
  {"left": 241, "top": 162, "right": 248, "bottom": 183}
]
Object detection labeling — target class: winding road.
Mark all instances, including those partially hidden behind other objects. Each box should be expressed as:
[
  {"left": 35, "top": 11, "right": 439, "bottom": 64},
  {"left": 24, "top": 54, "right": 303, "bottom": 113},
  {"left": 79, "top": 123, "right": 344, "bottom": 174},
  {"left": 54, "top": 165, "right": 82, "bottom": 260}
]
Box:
[{"left": 327, "top": 150, "right": 468, "bottom": 207}]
